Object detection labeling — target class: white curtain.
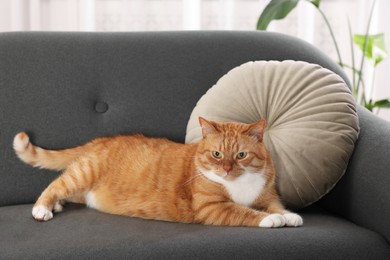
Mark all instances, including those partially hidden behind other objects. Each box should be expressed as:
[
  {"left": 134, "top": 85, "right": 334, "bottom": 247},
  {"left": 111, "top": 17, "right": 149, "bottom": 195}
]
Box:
[
  {"left": 0, "top": 0, "right": 256, "bottom": 31},
  {"left": 1, "top": 0, "right": 389, "bottom": 120}
]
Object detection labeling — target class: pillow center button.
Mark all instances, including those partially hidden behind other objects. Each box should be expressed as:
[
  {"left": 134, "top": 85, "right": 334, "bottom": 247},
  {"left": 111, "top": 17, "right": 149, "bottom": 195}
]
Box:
[{"left": 95, "top": 101, "right": 109, "bottom": 113}]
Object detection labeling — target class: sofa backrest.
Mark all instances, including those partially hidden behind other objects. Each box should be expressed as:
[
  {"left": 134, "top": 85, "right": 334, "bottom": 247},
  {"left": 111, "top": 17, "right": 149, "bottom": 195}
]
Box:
[{"left": 0, "top": 31, "right": 349, "bottom": 206}]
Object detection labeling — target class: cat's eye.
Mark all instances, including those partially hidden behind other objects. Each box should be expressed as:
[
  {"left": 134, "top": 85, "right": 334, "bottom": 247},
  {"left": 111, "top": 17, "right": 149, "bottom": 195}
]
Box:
[
  {"left": 212, "top": 151, "right": 222, "bottom": 159},
  {"left": 237, "top": 152, "right": 248, "bottom": 159}
]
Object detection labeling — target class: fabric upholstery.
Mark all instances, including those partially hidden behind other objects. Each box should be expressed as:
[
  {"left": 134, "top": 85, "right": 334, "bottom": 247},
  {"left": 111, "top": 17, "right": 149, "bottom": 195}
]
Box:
[
  {"left": 185, "top": 60, "right": 359, "bottom": 209},
  {"left": 319, "top": 106, "right": 390, "bottom": 244},
  {"left": 1, "top": 204, "right": 389, "bottom": 259}
]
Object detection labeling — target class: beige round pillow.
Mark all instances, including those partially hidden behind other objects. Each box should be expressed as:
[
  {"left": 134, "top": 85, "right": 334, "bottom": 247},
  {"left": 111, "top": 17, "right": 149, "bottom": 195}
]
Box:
[{"left": 186, "top": 60, "right": 359, "bottom": 209}]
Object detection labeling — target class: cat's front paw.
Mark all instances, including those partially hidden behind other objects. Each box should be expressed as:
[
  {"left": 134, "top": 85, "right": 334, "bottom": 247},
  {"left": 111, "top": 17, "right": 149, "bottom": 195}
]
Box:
[
  {"left": 283, "top": 213, "right": 303, "bottom": 227},
  {"left": 259, "top": 214, "right": 286, "bottom": 228},
  {"left": 32, "top": 205, "right": 53, "bottom": 222}
]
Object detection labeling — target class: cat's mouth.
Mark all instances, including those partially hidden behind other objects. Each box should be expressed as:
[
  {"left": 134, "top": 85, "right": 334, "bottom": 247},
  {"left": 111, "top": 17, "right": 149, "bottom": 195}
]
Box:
[
  {"left": 217, "top": 171, "right": 242, "bottom": 180},
  {"left": 200, "top": 169, "right": 240, "bottom": 182}
]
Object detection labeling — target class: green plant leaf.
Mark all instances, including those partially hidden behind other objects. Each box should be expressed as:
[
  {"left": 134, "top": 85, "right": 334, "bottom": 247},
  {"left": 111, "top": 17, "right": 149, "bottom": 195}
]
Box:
[
  {"left": 353, "top": 33, "right": 387, "bottom": 66},
  {"left": 365, "top": 101, "right": 374, "bottom": 111},
  {"left": 256, "top": 0, "right": 300, "bottom": 30},
  {"left": 365, "top": 99, "right": 390, "bottom": 111},
  {"left": 374, "top": 99, "right": 390, "bottom": 108},
  {"left": 310, "top": 0, "right": 321, "bottom": 8}
]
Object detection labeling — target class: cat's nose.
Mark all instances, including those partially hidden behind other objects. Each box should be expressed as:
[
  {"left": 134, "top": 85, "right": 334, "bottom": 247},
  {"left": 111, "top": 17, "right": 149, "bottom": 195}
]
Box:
[{"left": 223, "top": 164, "right": 232, "bottom": 173}]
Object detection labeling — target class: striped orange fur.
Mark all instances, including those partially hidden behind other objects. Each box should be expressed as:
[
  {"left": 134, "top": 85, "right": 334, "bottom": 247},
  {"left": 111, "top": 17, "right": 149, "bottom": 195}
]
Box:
[{"left": 13, "top": 118, "right": 303, "bottom": 227}]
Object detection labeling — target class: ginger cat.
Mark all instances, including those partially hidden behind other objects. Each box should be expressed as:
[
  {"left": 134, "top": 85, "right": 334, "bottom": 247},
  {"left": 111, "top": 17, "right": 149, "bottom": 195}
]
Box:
[{"left": 13, "top": 117, "right": 303, "bottom": 228}]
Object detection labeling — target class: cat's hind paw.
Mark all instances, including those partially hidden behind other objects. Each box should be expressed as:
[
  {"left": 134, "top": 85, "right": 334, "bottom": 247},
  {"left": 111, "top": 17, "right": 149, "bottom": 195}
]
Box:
[
  {"left": 53, "top": 201, "right": 64, "bottom": 213},
  {"left": 259, "top": 214, "right": 286, "bottom": 228},
  {"left": 32, "top": 205, "right": 53, "bottom": 222},
  {"left": 283, "top": 213, "right": 303, "bottom": 227}
]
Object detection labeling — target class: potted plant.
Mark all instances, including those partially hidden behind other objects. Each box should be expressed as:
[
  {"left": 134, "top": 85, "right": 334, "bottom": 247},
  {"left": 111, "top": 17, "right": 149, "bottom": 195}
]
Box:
[{"left": 257, "top": 0, "right": 389, "bottom": 112}]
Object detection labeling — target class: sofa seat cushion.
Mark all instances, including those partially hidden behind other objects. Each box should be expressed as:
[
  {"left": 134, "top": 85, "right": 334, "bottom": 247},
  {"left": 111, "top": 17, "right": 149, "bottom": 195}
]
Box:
[
  {"left": 186, "top": 60, "right": 359, "bottom": 209},
  {"left": 1, "top": 204, "right": 389, "bottom": 259}
]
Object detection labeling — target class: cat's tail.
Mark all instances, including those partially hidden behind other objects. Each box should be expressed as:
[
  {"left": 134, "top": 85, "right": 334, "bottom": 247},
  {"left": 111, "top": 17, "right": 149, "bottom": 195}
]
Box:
[{"left": 13, "top": 132, "right": 82, "bottom": 171}]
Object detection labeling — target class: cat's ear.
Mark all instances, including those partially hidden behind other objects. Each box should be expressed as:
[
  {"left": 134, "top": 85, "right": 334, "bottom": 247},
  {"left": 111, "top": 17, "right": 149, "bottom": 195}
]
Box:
[
  {"left": 199, "top": 117, "right": 218, "bottom": 138},
  {"left": 247, "top": 119, "right": 266, "bottom": 142}
]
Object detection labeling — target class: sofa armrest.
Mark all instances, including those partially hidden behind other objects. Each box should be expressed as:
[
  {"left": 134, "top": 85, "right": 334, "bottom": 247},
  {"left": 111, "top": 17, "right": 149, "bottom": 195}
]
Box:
[{"left": 319, "top": 105, "right": 390, "bottom": 243}]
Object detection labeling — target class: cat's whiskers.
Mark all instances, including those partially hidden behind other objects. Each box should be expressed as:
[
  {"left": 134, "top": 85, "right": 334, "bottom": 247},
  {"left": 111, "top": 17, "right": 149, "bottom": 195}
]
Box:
[{"left": 181, "top": 173, "right": 203, "bottom": 187}]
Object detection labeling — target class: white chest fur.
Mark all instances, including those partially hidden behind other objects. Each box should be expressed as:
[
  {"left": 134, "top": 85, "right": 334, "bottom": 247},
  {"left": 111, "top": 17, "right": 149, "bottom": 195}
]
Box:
[{"left": 201, "top": 171, "right": 266, "bottom": 207}]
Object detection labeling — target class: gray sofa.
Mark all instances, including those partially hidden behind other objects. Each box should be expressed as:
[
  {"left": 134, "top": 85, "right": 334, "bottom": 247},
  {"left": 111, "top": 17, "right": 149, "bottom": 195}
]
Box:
[{"left": 0, "top": 31, "right": 389, "bottom": 259}]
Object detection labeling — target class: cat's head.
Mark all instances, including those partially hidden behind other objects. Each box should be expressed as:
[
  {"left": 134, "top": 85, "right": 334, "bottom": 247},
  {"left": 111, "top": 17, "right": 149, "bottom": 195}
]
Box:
[{"left": 195, "top": 117, "right": 271, "bottom": 181}]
